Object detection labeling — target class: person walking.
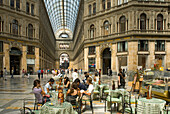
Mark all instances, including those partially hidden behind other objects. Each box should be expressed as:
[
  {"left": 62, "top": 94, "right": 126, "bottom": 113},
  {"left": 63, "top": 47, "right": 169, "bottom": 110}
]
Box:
[
  {"left": 99, "top": 69, "right": 101, "bottom": 78},
  {"left": 1, "top": 69, "right": 3, "bottom": 78},
  {"left": 41, "top": 69, "right": 43, "bottom": 79},
  {"left": 72, "top": 69, "right": 78, "bottom": 82},
  {"left": 118, "top": 69, "right": 126, "bottom": 89},
  {"left": 4, "top": 67, "right": 7, "bottom": 81},
  {"left": 11, "top": 67, "right": 14, "bottom": 78},
  {"left": 38, "top": 69, "right": 41, "bottom": 80}
]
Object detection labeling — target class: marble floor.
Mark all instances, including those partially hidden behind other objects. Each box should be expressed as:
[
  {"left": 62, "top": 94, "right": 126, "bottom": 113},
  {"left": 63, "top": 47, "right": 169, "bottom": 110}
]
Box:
[{"left": 0, "top": 74, "right": 124, "bottom": 114}]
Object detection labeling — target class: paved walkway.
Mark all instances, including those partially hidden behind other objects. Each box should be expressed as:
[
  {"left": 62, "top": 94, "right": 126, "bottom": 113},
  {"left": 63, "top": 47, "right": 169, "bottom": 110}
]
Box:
[{"left": 0, "top": 74, "right": 126, "bottom": 114}]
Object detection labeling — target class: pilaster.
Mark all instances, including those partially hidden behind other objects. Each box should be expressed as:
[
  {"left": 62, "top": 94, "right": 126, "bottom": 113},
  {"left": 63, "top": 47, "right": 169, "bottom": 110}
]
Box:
[
  {"left": 148, "top": 41, "right": 155, "bottom": 69},
  {"left": 21, "top": 46, "right": 27, "bottom": 72},
  {"left": 128, "top": 41, "right": 138, "bottom": 71},
  {"left": 35, "top": 47, "right": 39, "bottom": 72},
  {"left": 166, "top": 41, "right": 170, "bottom": 68},
  {"left": 96, "top": 46, "right": 100, "bottom": 70},
  {"left": 111, "top": 43, "right": 117, "bottom": 74},
  {"left": 84, "top": 47, "right": 88, "bottom": 71},
  {"left": 3, "top": 43, "right": 10, "bottom": 71}
]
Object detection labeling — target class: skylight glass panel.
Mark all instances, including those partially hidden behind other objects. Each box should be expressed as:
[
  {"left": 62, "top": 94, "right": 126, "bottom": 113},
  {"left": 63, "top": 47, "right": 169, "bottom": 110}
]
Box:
[{"left": 44, "top": 0, "right": 80, "bottom": 35}]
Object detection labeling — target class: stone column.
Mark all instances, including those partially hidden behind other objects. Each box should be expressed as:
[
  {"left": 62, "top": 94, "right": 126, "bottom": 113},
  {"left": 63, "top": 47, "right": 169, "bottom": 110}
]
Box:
[
  {"left": 148, "top": 41, "right": 155, "bottom": 69},
  {"left": 128, "top": 41, "right": 138, "bottom": 71},
  {"left": 3, "top": 43, "right": 10, "bottom": 71},
  {"left": 21, "top": 46, "right": 27, "bottom": 73},
  {"left": 69, "top": 61, "right": 74, "bottom": 70},
  {"left": 35, "top": 47, "right": 39, "bottom": 72},
  {"left": 96, "top": 46, "right": 100, "bottom": 70},
  {"left": 84, "top": 47, "right": 88, "bottom": 71},
  {"left": 111, "top": 43, "right": 117, "bottom": 74},
  {"left": 166, "top": 41, "right": 170, "bottom": 69},
  {"left": 55, "top": 60, "right": 60, "bottom": 69}
]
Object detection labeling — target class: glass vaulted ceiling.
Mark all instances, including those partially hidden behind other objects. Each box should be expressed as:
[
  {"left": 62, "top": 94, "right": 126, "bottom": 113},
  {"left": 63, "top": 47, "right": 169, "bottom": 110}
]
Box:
[{"left": 44, "top": 0, "right": 81, "bottom": 34}]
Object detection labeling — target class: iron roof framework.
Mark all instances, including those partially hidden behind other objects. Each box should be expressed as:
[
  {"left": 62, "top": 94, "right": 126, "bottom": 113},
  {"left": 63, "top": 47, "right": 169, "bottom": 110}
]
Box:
[{"left": 44, "top": 0, "right": 81, "bottom": 34}]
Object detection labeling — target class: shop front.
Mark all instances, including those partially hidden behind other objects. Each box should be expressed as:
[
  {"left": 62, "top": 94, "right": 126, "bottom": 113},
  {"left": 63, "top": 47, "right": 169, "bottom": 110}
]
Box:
[
  {"left": 88, "top": 58, "right": 95, "bottom": 73},
  {"left": 27, "top": 59, "right": 35, "bottom": 75}
]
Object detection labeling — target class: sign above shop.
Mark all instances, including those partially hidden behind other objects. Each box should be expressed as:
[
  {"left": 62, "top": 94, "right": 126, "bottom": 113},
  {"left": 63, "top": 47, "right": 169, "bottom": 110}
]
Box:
[{"left": 27, "top": 59, "right": 35, "bottom": 65}]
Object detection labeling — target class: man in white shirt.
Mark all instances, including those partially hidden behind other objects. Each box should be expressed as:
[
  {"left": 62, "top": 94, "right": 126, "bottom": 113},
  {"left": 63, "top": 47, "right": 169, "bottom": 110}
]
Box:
[
  {"left": 44, "top": 78, "right": 54, "bottom": 94},
  {"left": 72, "top": 69, "right": 78, "bottom": 82}
]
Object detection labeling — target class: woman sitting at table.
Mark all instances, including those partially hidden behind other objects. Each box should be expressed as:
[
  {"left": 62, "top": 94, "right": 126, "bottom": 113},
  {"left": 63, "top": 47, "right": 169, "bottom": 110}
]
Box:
[
  {"left": 66, "top": 82, "right": 80, "bottom": 105},
  {"left": 67, "top": 82, "right": 80, "bottom": 98},
  {"left": 63, "top": 77, "right": 70, "bottom": 91},
  {"left": 32, "top": 79, "right": 50, "bottom": 104},
  {"left": 44, "top": 78, "right": 55, "bottom": 94}
]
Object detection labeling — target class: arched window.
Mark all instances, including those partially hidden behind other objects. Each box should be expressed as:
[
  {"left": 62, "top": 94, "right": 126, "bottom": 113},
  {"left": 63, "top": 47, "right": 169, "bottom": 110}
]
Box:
[
  {"left": 140, "top": 13, "right": 146, "bottom": 30},
  {"left": 16, "top": 0, "right": 20, "bottom": 10},
  {"left": 88, "top": 4, "right": 91, "bottom": 15},
  {"left": 90, "top": 24, "right": 95, "bottom": 38},
  {"left": 28, "top": 24, "right": 33, "bottom": 38},
  {"left": 102, "top": 0, "right": 105, "bottom": 10},
  {"left": 119, "top": 16, "right": 126, "bottom": 33},
  {"left": 107, "top": 0, "right": 111, "bottom": 9},
  {"left": 59, "top": 33, "right": 69, "bottom": 38},
  {"left": 118, "top": 0, "right": 122, "bottom": 5},
  {"left": 93, "top": 3, "right": 96, "bottom": 14},
  {"left": 103, "top": 21, "right": 110, "bottom": 35},
  {"left": 157, "top": 14, "right": 163, "bottom": 31},
  {"left": 12, "top": 19, "right": 18, "bottom": 35},
  {"left": 10, "top": 0, "right": 14, "bottom": 8},
  {"left": 0, "top": 0, "right": 3, "bottom": 4}
]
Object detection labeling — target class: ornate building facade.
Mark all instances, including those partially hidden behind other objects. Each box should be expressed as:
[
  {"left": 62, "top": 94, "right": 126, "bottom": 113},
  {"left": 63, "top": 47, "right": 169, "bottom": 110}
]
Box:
[
  {"left": 55, "top": 0, "right": 170, "bottom": 74},
  {"left": 0, "top": 0, "right": 55, "bottom": 74},
  {"left": 82, "top": 0, "right": 170, "bottom": 74}
]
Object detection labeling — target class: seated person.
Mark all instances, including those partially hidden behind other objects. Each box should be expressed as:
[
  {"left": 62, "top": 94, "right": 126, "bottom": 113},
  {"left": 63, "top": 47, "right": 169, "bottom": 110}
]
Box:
[
  {"left": 66, "top": 82, "right": 80, "bottom": 105},
  {"left": 44, "top": 78, "right": 55, "bottom": 94},
  {"left": 67, "top": 82, "right": 80, "bottom": 98},
  {"left": 63, "top": 77, "right": 70, "bottom": 91},
  {"left": 32, "top": 79, "right": 50, "bottom": 104},
  {"left": 94, "top": 73, "right": 99, "bottom": 82},
  {"left": 83, "top": 72, "right": 89, "bottom": 88},
  {"left": 82, "top": 77, "right": 94, "bottom": 98},
  {"left": 74, "top": 78, "right": 87, "bottom": 91}
]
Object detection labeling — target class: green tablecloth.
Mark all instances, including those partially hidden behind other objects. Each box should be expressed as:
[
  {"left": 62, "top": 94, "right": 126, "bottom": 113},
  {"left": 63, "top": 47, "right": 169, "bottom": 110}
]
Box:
[
  {"left": 39, "top": 102, "right": 77, "bottom": 114},
  {"left": 137, "top": 98, "right": 166, "bottom": 114}
]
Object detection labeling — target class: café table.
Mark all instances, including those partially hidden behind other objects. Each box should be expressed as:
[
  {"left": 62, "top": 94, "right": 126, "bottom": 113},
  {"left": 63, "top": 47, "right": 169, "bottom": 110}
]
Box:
[
  {"left": 52, "top": 84, "right": 64, "bottom": 90},
  {"left": 137, "top": 98, "right": 166, "bottom": 114},
  {"left": 39, "top": 101, "right": 77, "bottom": 114},
  {"left": 106, "top": 89, "right": 128, "bottom": 111}
]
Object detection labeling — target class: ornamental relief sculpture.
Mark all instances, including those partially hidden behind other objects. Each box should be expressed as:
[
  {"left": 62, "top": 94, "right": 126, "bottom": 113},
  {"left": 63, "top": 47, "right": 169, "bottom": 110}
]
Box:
[
  {"left": 99, "top": 43, "right": 112, "bottom": 57},
  {"left": 9, "top": 42, "right": 22, "bottom": 51}
]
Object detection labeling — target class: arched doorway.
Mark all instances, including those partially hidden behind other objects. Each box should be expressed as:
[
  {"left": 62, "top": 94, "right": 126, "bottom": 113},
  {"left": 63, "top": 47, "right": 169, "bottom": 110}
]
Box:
[
  {"left": 60, "top": 53, "right": 69, "bottom": 69},
  {"left": 10, "top": 47, "right": 22, "bottom": 75},
  {"left": 102, "top": 48, "right": 111, "bottom": 75}
]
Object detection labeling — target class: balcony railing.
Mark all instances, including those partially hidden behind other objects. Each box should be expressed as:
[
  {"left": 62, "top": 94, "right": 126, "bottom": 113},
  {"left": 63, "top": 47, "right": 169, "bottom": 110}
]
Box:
[
  {"left": 0, "top": 31, "right": 38, "bottom": 41},
  {"left": 85, "top": 29, "right": 170, "bottom": 41}
]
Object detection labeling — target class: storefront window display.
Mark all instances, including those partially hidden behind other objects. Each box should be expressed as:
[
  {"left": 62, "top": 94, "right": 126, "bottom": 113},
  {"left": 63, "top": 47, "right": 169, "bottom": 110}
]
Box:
[{"left": 89, "top": 58, "right": 95, "bottom": 72}]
